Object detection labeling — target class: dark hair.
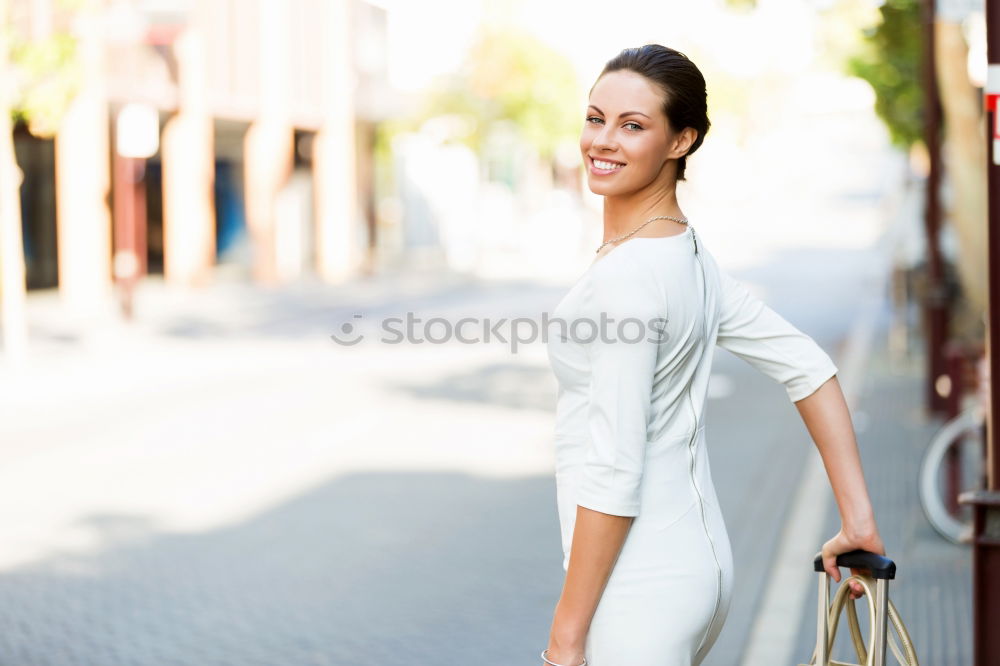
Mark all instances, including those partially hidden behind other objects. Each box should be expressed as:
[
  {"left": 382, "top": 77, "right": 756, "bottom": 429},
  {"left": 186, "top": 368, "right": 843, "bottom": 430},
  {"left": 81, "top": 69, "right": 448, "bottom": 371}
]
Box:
[{"left": 591, "top": 44, "right": 710, "bottom": 182}]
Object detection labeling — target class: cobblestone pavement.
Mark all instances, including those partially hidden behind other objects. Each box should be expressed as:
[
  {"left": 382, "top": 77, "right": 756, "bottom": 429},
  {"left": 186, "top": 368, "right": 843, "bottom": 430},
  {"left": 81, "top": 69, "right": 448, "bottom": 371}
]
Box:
[{"left": 1, "top": 270, "right": 567, "bottom": 666}]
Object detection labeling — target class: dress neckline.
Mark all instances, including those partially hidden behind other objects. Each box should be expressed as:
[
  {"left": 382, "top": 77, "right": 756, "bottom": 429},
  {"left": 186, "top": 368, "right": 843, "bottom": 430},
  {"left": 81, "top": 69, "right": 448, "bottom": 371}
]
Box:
[{"left": 589, "top": 225, "right": 694, "bottom": 270}]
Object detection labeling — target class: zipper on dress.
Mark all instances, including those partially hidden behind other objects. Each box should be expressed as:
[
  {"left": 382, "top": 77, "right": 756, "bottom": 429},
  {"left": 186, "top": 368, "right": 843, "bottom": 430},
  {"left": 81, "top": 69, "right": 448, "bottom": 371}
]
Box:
[
  {"left": 688, "top": 235, "right": 722, "bottom": 658},
  {"left": 688, "top": 390, "right": 723, "bottom": 658}
]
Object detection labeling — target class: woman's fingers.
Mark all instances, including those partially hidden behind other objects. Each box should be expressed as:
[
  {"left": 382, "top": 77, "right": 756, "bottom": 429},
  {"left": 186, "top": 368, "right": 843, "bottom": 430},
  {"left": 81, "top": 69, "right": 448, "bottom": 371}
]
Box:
[
  {"left": 821, "top": 527, "right": 886, "bottom": 600},
  {"left": 847, "top": 567, "right": 871, "bottom": 599},
  {"left": 822, "top": 550, "right": 841, "bottom": 582}
]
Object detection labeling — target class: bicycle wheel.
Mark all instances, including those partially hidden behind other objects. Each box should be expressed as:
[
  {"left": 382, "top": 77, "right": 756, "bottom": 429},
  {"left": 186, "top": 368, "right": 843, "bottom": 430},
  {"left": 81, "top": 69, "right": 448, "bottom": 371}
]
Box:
[{"left": 918, "top": 408, "right": 985, "bottom": 544}]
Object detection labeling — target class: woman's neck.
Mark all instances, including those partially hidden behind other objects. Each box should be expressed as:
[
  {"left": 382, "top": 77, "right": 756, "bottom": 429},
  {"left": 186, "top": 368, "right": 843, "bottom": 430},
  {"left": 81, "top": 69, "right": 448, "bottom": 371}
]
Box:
[{"left": 602, "top": 189, "right": 685, "bottom": 240}]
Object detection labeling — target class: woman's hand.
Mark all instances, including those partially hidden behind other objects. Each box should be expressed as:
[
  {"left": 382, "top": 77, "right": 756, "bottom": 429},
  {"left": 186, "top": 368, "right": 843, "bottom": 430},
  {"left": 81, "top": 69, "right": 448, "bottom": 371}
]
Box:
[{"left": 821, "top": 524, "right": 886, "bottom": 600}]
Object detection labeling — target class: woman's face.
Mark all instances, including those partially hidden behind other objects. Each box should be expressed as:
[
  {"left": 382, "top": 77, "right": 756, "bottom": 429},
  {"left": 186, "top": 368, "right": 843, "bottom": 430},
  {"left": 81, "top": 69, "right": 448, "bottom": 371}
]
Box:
[{"left": 580, "top": 69, "right": 693, "bottom": 196}]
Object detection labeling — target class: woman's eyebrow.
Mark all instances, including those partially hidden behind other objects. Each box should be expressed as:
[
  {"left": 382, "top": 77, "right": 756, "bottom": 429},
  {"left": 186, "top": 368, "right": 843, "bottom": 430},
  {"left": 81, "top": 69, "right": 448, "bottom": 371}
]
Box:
[{"left": 587, "top": 104, "right": 650, "bottom": 119}]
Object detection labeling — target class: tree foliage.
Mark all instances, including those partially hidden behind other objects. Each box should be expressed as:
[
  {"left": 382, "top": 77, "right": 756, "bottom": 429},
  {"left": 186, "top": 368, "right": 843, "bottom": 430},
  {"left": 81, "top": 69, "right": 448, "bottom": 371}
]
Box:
[
  {"left": 375, "top": 25, "right": 581, "bottom": 164},
  {"left": 845, "top": 0, "right": 924, "bottom": 150},
  {"left": 458, "top": 26, "right": 581, "bottom": 161},
  {"left": 5, "top": 3, "right": 82, "bottom": 138},
  {"left": 8, "top": 31, "right": 80, "bottom": 137}
]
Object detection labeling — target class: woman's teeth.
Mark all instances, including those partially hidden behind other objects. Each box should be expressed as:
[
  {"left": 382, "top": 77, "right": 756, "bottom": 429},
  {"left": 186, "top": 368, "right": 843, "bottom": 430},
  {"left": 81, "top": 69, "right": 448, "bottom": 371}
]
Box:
[{"left": 593, "top": 159, "right": 623, "bottom": 170}]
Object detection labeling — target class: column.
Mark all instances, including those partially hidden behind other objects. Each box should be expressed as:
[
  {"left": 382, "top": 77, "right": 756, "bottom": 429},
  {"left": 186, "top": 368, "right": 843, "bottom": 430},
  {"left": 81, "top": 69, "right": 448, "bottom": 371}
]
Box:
[
  {"left": 54, "top": 4, "right": 113, "bottom": 313},
  {"left": 243, "top": 0, "right": 293, "bottom": 285},
  {"left": 161, "top": 7, "right": 216, "bottom": 286},
  {"left": 314, "top": 0, "right": 362, "bottom": 283}
]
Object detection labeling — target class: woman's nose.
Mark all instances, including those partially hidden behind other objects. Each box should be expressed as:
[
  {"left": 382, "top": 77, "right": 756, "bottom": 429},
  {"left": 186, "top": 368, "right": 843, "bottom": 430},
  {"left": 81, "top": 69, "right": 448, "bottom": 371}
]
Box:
[{"left": 591, "top": 126, "right": 617, "bottom": 152}]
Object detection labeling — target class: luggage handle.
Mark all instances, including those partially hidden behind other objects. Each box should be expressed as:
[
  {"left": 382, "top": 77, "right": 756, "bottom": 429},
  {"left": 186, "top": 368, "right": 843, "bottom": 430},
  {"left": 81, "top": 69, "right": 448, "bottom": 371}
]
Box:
[{"left": 812, "top": 548, "right": 896, "bottom": 579}]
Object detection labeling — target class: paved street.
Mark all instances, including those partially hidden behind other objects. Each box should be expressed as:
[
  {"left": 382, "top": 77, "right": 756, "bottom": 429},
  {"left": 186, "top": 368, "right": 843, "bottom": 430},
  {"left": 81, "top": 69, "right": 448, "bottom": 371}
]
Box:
[{"left": 0, "top": 269, "right": 566, "bottom": 665}]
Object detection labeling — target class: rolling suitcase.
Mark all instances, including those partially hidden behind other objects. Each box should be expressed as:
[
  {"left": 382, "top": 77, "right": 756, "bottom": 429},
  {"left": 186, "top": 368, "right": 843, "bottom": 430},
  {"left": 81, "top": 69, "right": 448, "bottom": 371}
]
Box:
[{"left": 798, "top": 549, "right": 919, "bottom": 666}]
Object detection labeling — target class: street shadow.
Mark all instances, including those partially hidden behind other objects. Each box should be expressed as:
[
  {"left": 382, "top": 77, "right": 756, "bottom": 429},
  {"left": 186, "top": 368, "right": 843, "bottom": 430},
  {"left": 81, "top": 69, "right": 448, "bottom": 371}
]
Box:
[{"left": 0, "top": 471, "right": 563, "bottom": 666}]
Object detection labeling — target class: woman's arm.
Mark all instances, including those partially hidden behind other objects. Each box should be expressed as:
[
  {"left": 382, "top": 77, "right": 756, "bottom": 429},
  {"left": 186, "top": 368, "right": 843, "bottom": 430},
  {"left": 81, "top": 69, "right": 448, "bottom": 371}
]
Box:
[
  {"left": 541, "top": 263, "right": 661, "bottom": 663},
  {"left": 794, "top": 375, "right": 885, "bottom": 599},
  {"left": 544, "top": 507, "right": 632, "bottom": 665},
  {"left": 710, "top": 262, "right": 882, "bottom": 596}
]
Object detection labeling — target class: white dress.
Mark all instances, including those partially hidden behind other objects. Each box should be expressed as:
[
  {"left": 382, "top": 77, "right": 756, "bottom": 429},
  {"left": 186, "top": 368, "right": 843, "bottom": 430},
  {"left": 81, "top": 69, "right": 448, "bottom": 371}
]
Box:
[{"left": 545, "top": 225, "right": 838, "bottom": 666}]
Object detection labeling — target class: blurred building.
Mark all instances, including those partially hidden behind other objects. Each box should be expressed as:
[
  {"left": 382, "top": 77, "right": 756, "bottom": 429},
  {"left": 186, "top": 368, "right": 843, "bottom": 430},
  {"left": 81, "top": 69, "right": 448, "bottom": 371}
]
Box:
[{"left": 11, "top": 0, "right": 392, "bottom": 310}]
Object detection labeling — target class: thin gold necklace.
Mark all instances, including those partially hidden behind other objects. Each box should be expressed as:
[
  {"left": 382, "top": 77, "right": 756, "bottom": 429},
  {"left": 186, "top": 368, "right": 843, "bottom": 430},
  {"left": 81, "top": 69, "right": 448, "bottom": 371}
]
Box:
[{"left": 595, "top": 215, "right": 689, "bottom": 254}]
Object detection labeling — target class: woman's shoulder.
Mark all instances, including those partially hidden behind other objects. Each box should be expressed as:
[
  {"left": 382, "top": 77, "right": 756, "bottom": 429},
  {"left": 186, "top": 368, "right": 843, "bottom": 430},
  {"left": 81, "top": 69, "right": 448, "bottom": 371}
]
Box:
[{"left": 583, "top": 248, "right": 667, "bottom": 315}]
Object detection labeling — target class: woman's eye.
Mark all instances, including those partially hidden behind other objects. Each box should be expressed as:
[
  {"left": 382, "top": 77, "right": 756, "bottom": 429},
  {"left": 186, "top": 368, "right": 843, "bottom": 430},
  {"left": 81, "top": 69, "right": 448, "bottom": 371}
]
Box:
[{"left": 585, "top": 116, "right": 641, "bottom": 130}]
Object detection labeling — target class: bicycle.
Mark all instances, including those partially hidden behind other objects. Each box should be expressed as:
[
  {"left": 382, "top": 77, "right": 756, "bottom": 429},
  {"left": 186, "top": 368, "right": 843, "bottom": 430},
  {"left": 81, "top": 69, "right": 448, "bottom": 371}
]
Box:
[{"left": 917, "top": 353, "right": 988, "bottom": 545}]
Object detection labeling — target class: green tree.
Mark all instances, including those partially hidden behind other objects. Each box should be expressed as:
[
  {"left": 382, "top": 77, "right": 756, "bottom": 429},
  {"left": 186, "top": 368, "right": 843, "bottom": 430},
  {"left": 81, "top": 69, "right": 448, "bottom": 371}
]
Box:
[
  {"left": 722, "top": 0, "right": 923, "bottom": 150},
  {"left": 375, "top": 25, "right": 581, "bottom": 165},
  {"left": 458, "top": 26, "right": 581, "bottom": 161},
  {"left": 845, "top": 0, "right": 923, "bottom": 150},
  {"left": 6, "top": 0, "right": 83, "bottom": 137}
]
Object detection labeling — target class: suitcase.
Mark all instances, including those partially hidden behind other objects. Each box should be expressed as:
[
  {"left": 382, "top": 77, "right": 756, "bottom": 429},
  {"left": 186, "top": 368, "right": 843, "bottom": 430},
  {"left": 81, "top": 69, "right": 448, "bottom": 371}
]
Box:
[{"left": 798, "top": 549, "right": 919, "bottom": 666}]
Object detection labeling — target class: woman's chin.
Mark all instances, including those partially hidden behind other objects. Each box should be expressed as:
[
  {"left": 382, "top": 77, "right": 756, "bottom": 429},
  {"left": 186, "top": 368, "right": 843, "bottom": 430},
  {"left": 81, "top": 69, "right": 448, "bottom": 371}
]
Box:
[{"left": 587, "top": 181, "right": 627, "bottom": 196}]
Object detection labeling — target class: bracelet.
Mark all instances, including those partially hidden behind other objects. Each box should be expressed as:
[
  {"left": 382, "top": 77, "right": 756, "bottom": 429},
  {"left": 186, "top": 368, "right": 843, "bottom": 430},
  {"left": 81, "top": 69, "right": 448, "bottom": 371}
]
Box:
[{"left": 540, "top": 648, "right": 587, "bottom": 666}]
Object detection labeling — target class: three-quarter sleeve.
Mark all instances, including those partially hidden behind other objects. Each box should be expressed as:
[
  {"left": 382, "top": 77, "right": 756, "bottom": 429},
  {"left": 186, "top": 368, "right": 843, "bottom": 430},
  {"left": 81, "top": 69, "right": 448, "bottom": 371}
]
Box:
[
  {"left": 575, "top": 265, "right": 663, "bottom": 517},
  {"left": 715, "top": 266, "right": 838, "bottom": 403}
]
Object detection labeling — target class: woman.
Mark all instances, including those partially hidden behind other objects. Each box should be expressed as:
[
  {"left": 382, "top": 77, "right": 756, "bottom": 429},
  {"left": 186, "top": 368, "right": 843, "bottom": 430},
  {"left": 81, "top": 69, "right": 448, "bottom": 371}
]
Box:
[{"left": 542, "top": 44, "right": 885, "bottom": 666}]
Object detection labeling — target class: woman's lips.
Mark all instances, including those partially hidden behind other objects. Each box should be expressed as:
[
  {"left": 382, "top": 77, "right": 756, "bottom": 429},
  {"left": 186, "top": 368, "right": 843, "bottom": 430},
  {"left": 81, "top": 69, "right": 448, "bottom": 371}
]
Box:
[{"left": 589, "top": 156, "right": 625, "bottom": 175}]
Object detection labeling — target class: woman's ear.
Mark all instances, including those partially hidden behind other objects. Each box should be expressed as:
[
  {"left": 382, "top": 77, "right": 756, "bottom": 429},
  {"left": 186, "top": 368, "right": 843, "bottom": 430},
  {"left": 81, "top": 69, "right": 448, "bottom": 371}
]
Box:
[{"left": 672, "top": 127, "right": 698, "bottom": 159}]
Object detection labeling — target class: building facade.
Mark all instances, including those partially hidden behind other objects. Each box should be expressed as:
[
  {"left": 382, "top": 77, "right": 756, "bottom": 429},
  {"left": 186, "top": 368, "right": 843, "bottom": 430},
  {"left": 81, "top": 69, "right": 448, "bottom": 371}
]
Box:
[{"left": 10, "top": 0, "right": 391, "bottom": 312}]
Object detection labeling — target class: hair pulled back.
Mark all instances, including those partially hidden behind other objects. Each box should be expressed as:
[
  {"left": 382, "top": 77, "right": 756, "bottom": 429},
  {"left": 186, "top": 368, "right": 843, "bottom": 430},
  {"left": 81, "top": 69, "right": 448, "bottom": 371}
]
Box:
[{"left": 592, "top": 44, "right": 710, "bottom": 181}]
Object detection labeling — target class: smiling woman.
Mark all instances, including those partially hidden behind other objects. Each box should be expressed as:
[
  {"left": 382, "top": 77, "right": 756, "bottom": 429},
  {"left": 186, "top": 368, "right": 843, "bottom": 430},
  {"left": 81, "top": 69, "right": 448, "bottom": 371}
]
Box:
[
  {"left": 541, "top": 43, "right": 884, "bottom": 666},
  {"left": 582, "top": 49, "right": 709, "bottom": 187}
]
